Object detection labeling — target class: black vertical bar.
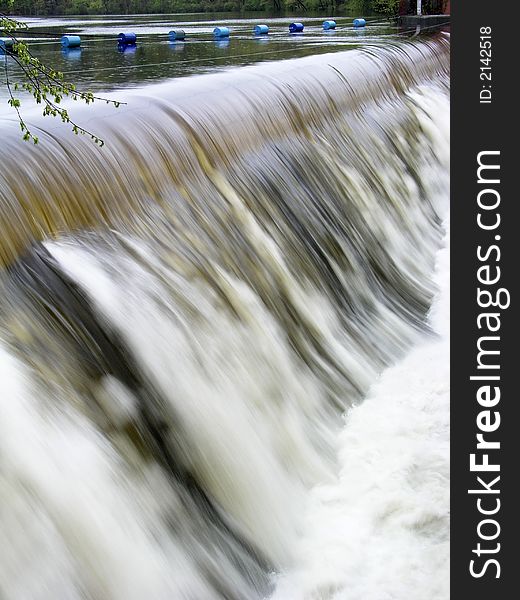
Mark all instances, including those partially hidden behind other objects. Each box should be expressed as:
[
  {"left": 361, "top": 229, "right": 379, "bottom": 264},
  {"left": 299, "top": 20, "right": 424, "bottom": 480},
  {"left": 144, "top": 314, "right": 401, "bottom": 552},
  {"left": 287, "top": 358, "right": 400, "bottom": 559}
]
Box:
[{"left": 452, "top": 1, "right": 519, "bottom": 597}]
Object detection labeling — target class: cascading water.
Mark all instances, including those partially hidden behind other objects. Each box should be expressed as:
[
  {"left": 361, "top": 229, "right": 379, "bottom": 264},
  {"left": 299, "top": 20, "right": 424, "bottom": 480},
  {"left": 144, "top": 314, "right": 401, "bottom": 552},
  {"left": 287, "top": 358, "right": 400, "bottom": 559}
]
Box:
[{"left": 0, "top": 35, "right": 449, "bottom": 600}]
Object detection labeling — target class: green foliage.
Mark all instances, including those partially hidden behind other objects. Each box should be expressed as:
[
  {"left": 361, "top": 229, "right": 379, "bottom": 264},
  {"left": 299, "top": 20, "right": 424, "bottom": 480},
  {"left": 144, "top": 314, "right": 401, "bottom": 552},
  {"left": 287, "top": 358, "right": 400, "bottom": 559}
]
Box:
[
  {"left": 345, "top": 0, "right": 372, "bottom": 14},
  {"left": 1, "top": 10, "right": 122, "bottom": 144},
  {"left": 0, "top": 0, "right": 396, "bottom": 15},
  {"left": 371, "top": 0, "right": 398, "bottom": 15}
]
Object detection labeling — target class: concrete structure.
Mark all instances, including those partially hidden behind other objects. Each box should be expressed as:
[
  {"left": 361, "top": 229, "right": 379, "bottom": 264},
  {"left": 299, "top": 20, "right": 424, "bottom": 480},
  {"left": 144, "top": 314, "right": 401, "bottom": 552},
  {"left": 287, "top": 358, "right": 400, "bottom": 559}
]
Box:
[
  {"left": 398, "top": 0, "right": 450, "bottom": 28},
  {"left": 399, "top": 14, "right": 450, "bottom": 27}
]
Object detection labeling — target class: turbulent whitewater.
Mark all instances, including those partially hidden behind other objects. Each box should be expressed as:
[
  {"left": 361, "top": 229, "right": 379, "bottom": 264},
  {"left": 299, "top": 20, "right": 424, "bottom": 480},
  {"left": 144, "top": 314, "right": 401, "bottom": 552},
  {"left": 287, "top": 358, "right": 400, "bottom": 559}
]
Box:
[{"left": 0, "top": 36, "right": 449, "bottom": 600}]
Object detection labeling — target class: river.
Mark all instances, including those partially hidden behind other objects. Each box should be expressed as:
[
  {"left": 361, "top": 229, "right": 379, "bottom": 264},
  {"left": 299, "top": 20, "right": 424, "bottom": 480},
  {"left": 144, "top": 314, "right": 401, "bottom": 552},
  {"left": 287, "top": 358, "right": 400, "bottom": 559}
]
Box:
[
  {"left": 2, "top": 12, "right": 408, "bottom": 98},
  {"left": 0, "top": 12, "right": 449, "bottom": 600}
]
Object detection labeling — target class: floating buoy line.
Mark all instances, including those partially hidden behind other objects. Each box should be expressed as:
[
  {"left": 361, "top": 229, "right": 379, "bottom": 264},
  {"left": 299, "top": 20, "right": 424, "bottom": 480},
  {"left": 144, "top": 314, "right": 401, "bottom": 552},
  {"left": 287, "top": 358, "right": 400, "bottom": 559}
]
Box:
[{"left": 1, "top": 17, "right": 374, "bottom": 55}]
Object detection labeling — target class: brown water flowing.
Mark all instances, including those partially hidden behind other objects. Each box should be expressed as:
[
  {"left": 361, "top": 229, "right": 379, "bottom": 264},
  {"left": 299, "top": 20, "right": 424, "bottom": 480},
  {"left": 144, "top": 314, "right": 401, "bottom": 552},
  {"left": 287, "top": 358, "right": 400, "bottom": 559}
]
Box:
[{"left": 0, "top": 36, "right": 449, "bottom": 600}]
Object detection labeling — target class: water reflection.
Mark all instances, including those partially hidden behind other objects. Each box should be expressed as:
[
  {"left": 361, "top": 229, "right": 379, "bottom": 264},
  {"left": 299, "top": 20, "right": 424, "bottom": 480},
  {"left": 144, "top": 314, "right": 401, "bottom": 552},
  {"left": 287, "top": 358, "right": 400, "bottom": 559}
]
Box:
[
  {"left": 117, "top": 43, "right": 137, "bottom": 54},
  {"left": 214, "top": 38, "right": 230, "bottom": 49},
  {"left": 61, "top": 47, "right": 82, "bottom": 60},
  {"left": 169, "top": 41, "right": 186, "bottom": 53}
]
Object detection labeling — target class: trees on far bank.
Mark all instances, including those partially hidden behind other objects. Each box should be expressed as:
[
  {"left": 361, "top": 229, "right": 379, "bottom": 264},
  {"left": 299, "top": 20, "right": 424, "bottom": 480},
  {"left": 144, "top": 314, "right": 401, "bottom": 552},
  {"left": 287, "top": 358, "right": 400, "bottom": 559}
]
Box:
[{"left": 0, "top": 1, "right": 370, "bottom": 16}]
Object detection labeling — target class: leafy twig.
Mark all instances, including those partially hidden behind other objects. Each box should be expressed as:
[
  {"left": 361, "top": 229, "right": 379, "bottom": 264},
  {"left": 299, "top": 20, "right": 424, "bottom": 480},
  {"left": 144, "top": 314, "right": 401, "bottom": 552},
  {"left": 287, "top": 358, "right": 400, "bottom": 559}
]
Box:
[{"left": 1, "top": 11, "right": 125, "bottom": 145}]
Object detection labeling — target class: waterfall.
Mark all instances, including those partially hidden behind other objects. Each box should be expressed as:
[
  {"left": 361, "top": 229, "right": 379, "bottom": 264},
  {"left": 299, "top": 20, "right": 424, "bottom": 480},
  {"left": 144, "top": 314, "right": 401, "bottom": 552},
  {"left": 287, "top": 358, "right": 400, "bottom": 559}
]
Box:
[{"left": 0, "top": 35, "right": 449, "bottom": 600}]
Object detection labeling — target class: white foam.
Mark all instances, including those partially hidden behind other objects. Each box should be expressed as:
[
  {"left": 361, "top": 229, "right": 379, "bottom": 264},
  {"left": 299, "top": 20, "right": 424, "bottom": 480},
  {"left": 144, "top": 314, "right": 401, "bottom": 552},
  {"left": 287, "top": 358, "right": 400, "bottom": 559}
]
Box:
[
  {"left": 272, "top": 217, "right": 450, "bottom": 600},
  {"left": 271, "top": 85, "right": 450, "bottom": 600},
  {"left": 0, "top": 345, "right": 212, "bottom": 599}
]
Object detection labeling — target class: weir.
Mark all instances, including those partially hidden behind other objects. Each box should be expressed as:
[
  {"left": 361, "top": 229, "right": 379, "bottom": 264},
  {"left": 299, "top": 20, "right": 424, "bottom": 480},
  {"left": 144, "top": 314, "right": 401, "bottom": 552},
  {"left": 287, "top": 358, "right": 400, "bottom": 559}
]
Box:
[{"left": 0, "top": 36, "right": 449, "bottom": 599}]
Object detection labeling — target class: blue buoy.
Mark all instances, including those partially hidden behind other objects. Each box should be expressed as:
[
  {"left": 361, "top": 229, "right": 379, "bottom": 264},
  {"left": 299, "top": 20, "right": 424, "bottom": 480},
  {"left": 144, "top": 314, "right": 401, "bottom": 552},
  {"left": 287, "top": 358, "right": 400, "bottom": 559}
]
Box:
[
  {"left": 289, "top": 22, "right": 304, "bottom": 33},
  {"left": 118, "top": 32, "right": 137, "bottom": 45},
  {"left": 254, "top": 24, "right": 269, "bottom": 35},
  {"left": 323, "top": 20, "right": 336, "bottom": 30},
  {"left": 61, "top": 35, "right": 81, "bottom": 48},
  {"left": 169, "top": 29, "right": 185, "bottom": 41},
  {"left": 353, "top": 18, "right": 366, "bottom": 28},
  {"left": 213, "top": 26, "right": 230, "bottom": 38}
]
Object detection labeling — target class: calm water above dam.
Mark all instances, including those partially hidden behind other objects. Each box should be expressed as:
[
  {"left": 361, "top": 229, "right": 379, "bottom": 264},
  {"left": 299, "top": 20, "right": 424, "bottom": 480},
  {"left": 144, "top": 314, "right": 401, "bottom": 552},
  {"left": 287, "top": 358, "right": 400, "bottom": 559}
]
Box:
[{"left": 3, "top": 12, "right": 405, "bottom": 98}]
